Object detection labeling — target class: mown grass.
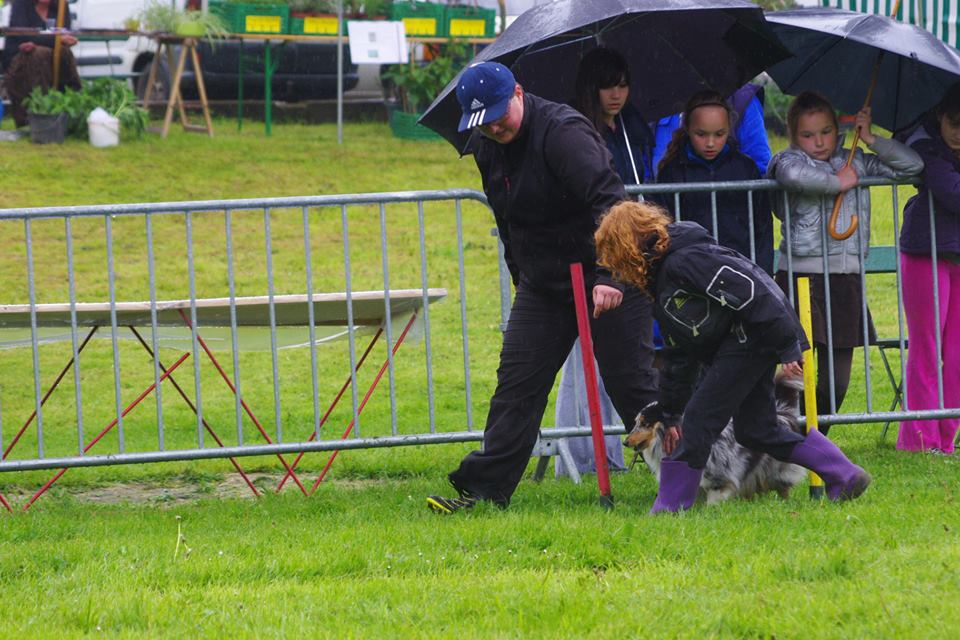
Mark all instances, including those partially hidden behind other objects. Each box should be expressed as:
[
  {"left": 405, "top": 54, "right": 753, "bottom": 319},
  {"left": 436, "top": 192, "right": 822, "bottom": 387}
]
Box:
[{"left": 0, "top": 119, "right": 956, "bottom": 638}]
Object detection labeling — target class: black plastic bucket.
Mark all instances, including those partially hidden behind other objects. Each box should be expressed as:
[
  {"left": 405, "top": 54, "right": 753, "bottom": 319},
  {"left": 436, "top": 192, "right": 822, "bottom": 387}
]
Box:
[{"left": 28, "top": 112, "right": 68, "bottom": 145}]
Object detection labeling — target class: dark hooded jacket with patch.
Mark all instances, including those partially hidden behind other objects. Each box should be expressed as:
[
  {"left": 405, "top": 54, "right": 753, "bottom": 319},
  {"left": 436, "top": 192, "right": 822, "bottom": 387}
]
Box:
[
  {"left": 649, "top": 222, "right": 808, "bottom": 415},
  {"left": 469, "top": 93, "right": 627, "bottom": 299}
]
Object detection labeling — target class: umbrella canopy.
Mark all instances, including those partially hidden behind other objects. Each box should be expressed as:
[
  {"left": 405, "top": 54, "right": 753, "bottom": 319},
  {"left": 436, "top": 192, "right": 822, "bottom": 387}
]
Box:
[
  {"left": 766, "top": 8, "right": 960, "bottom": 132},
  {"left": 825, "top": 0, "right": 960, "bottom": 49},
  {"left": 419, "top": 0, "right": 791, "bottom": 151}
]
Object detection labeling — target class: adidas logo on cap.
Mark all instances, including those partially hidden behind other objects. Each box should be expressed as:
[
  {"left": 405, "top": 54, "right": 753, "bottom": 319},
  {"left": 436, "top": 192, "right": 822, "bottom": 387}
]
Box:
[{"left": 470, "top": 98, "right": 484, "bottom": 110}]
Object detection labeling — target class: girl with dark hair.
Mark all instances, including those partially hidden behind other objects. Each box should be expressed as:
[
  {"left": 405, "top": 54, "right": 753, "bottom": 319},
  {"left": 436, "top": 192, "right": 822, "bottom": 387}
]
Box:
[
  {"left": 572, "top": 47, "right": 656, "bottom": 185},
  {"left": 768, "top": 91, "right": 923, "bottom": 431},
  {"left": 653, "top": 90, "right": 774, "bottom": 273},
  {"left": 594, "top": 200, "right": 870, "bottom": 513},
  {"left": 555, "top": 47, "right": 658, "bottom": 478},
  {"left": 897, "top": 83, "right": 960, "bottom": 453}
]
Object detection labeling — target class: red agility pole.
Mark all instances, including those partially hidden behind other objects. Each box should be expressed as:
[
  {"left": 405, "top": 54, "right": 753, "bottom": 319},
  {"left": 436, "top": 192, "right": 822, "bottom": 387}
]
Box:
[
  {"left": 23, "top": 351, "right": 192, "bottom": 511},
  {"left": 309, "top": 311, "right": 420, "bottom": 494},
  {"left": 569, "top": 263, "right": 614, "bottom": 509},
  {"left": 0, "top": 493, "right": 12, "bottom": 513},
  {"left": 128, "top": 327, "right": 260, "bottom": 499},
  {"left": 276, "top": 327, "right": 384, "bottom": 491},
  {"left": 177, "top": 309, "right": 310, "bottom": 496}
]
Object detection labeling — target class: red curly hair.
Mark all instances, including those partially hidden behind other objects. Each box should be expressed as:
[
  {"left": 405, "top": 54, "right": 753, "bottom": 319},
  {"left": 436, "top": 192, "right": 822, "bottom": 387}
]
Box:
[{"left": 595, "top": 201, "right": 673, "bottom": 292}]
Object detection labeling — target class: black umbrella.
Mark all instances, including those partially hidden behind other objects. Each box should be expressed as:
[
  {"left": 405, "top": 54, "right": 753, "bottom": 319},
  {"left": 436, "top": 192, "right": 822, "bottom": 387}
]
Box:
[
  {"left": 766, "top": 8, "right": 960, "bottom": 133},
  {"left": 419, "top": 0, "right": 791, "bottom": 151}
]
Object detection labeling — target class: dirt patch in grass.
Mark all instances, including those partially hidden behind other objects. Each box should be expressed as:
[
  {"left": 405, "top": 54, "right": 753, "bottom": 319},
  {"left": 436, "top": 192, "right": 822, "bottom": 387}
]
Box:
[{"left": 1, "top": 472, "right": 393, "bottom": 507}]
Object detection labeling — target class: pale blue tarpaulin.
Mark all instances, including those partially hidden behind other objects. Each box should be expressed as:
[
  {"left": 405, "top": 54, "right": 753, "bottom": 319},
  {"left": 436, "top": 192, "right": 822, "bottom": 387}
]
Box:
[{"left": 823, "top": 0, "right": 958, "bottom": 48}]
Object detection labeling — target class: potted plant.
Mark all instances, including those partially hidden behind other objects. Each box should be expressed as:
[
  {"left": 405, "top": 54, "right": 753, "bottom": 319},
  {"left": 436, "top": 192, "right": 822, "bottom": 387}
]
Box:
[
  {"left": 23, "top": 87, "right": 71, "bottom": 144},
  {"left": 381, "top": 39, "right": 469, "bottom": 140},
  {"left": 289, "top": 0, "right": 339, "bottom": 35},
  {"left": 345, "top": 0, "right": 390, "bottom": 19},
  {"left": 138, "top": 0, "right": 228, "bottom": 39}
]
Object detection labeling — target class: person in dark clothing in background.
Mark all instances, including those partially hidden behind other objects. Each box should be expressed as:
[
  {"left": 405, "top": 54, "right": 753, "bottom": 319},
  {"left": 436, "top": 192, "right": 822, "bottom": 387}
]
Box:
[
  {"left": 594, "top": 200, "right": 870, "bottom": 513},
  {"left": 2, "top": 0, "right": 81, "bottom": 127},
  {"left": 426, "top": 62, "right": 659, "bottom": 514},
  {"left": 653, "top": 91, "right": 774, "bottom": 273},
  {"left": 552, "top": 46, "right": 659, "bottom": 480}
]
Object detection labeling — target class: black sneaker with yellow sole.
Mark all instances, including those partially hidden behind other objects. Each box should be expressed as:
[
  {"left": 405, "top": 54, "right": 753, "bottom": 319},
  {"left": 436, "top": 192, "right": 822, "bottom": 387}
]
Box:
[{"left": 426, "top": 492, "right": 479, "bottom": 514}]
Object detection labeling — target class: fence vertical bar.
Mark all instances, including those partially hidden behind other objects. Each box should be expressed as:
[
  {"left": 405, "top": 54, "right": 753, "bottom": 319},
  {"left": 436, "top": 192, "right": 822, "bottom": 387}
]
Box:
[
  {"left": 145, "top": 213, "right": 165, "bottom": 450},
  {"left": 225, "top": 209, "right": 244, "bottom": 446},
  {"left": 710, "top": 190, "right": 719, "bottom": 241},
  {"left": 105, "top": 215, "right": 125, "bottom": 452},
  {"left": 264, "top": 207, "right": 283, "bottom": 442},
  {"left": 673, "top": 192, "right": 682, "bottom": 222},
  {"left": 24, "top": 219, "right": 44, "bottom": 458},
  {"left": 417, "top": 201, "right": 437, "bottom": 433},
  {"left": 493, "top": 227, "right": 511, "bottom": 330},
  {"left": 783, "top": 191, "right": 795, "bottom": 305},
  {"left": 185, "top": 210, "right": 204, "bottom": 448},
  {"left": 65, "top": 217, "right": 86, "bottom": 454},
  {"left": 856, "top": 195, "right": 873, "bottom": 414},
  {"left": 342, "top": 204, "right": 361, "bottom": 437},
  {"left": 302, "top": 206, "right": 321, "bottom": 440},
  {"left": 455, "top": 199, "right": 474, "bottom": 429},
  {"left": 928, "top": 190, "right": 945, "bottom": 408},
  {"left": 819, "top": 196, "right": 838, "bottom": 414},
  {"left": 378, "top": 203, "right": 398, "bottom": 436},
  {"left": 892, "top": 187, "right": 908, "bottom": 411}
]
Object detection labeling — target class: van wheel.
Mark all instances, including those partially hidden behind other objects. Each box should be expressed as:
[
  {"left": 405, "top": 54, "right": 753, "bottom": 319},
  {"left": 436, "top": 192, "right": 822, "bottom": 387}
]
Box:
[{"left": 136, "top": 58, "right": 170, "bottom": 103}]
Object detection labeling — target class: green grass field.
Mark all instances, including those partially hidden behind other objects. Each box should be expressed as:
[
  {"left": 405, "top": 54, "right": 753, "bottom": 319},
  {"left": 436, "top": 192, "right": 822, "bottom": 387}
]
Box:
[{"left": 0, "top": 119, "right": 957, "bottom": 638}]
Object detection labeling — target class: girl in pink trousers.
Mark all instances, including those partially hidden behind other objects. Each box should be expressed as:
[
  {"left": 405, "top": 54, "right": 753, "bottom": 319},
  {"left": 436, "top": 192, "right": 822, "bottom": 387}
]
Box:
[{"left": 897, "top": 84, "right": 960, "bottom": 454}]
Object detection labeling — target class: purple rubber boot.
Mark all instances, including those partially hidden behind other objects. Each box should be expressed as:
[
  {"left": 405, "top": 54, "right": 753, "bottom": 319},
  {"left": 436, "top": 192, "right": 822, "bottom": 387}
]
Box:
[
  {"left": 649, "top": 459, "right": 703, "bottom": 514},
  {"left": 788, "top": 430, "right": 871, "bottom": 501}
]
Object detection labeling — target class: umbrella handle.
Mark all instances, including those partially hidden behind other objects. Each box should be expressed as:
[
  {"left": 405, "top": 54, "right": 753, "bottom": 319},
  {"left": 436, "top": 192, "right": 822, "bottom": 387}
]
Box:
[
  {"left": 827, "top": 139, "right": 860, "bottom": 241},
  {"left": 827, "top": 45, "right": 886, "bottom": 242}
]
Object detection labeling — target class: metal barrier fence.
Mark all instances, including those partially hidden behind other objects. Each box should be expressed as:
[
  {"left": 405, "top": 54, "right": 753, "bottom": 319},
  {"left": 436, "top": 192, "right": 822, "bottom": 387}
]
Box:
[{"left": 0, "top": 179, "right": 956, "bottom": 487}]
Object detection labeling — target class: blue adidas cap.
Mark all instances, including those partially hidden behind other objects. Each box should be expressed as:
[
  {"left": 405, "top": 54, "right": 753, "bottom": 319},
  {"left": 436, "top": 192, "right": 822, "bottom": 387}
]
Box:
[{"left": 455, "top": 62, "right": 516, "bottom": 133}]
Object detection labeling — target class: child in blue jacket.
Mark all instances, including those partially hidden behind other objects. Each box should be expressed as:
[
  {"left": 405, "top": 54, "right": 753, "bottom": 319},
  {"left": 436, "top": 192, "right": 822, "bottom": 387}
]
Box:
[{"left": 653, "top": 91, "right": 774, "bottom": 273}]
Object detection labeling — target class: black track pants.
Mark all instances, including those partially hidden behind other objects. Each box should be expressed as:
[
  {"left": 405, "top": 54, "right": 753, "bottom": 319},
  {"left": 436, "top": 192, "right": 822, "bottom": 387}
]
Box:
[
  {"left": 448, "top": 283, "right": 658, "bottom": 505},
  {"left": 670, "top": 337, "right": 805, "bottom": 470}
]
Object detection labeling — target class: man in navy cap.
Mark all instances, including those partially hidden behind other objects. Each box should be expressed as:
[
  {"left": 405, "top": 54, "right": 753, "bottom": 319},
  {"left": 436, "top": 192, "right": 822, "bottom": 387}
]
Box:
[{"left": 427, "top": 62, "right": 659, "bottom": 513}]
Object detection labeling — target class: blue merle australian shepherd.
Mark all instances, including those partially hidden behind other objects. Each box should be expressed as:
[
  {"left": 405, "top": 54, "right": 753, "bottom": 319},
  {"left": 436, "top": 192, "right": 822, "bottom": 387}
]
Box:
[{"left": 624, "top": 371, "right": 808, "bottom": 504}]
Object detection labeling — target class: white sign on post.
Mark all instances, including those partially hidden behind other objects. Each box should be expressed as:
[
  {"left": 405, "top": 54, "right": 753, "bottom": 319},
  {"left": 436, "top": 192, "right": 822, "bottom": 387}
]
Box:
[{"left": 347, "top": 21, "right": 409, "bottom": 64}]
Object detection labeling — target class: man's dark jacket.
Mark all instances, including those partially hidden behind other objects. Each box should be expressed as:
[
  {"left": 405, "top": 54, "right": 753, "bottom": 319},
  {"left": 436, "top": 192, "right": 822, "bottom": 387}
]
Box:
[
  {"left": 650, "top": 222, "right": 807, "bottom": 414},
  {"left": 470, "top": 93, "right": 627, "bottom": 298}
]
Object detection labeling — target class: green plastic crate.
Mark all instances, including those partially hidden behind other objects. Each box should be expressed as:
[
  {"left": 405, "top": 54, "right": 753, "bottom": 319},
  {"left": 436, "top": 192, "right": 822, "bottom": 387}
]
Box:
[
  {"left": 389, "top": 107, "right": 441, "bottom": 140},
  {"left": 209, "top": 1, "right": 290, "bottom": 35},
  {"left": 444, "top": 5, "right": 495, "bottom": 38},
  {"left": 289, "top": 13, "right": 342, "bottom": 35},
  {"left": 389, "top": 1, "right": 446, "bottom": 37}
]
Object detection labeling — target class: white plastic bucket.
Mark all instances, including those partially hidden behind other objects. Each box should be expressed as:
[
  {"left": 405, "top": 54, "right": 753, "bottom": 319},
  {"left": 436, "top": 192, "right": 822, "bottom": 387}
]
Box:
[{"left": 87, "top": 108, "right": 120, "bottom": 148}]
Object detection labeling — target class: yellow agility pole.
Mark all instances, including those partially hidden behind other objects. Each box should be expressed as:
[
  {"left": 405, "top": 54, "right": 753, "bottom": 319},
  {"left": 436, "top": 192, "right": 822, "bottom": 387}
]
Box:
[{"left": 797, "top": 277, "right": 825, "bottom": 499}]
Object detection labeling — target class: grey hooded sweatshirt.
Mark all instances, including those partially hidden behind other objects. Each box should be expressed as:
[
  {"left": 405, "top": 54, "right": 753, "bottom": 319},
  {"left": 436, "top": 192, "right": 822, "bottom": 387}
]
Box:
[{"left": 767, "top": 136, "right": 923, "bottom": 274}]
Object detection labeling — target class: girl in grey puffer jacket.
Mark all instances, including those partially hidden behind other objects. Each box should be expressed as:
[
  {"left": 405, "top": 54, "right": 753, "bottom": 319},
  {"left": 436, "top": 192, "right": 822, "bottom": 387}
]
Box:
[{"left": 767, "top": 91, "right": 923, "bottom": 427}]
